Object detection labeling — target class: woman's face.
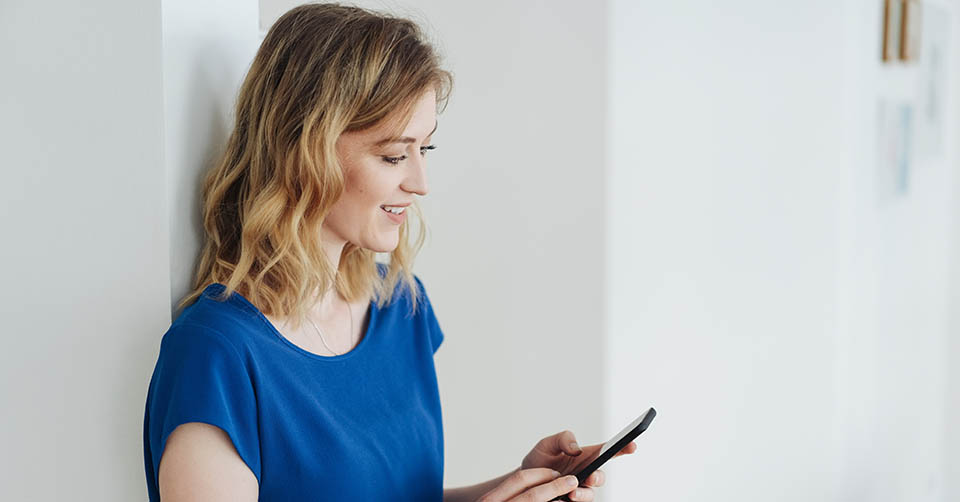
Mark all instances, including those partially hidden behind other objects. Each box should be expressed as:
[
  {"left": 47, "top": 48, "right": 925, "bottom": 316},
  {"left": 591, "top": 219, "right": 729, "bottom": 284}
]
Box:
[{"left": 323, "top": 89, "right": 437, "bottom": 253}]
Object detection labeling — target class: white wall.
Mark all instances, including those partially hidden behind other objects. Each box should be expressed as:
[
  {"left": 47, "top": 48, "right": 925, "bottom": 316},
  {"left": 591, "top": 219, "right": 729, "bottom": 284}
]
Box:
[
  {"left": 606, "top": 1, "right": 846, "bottom": 500},
  {"left": 606, "top": 1, "right": 960, "bottom": 501},
  {"left": 0, "top": 1, "right": 169, "bottom": 499},
  {"left": 162, "top": 0, "right": 261, "bottom": 318},
  {"left": 0, "top": 1, "right": 261, "bottom": 499},
  {"left": 836, "top": 1, "right": 958, "bottom": 500},
  {"left": 928, "top": 6, "right": 960, "bottom": 502}
]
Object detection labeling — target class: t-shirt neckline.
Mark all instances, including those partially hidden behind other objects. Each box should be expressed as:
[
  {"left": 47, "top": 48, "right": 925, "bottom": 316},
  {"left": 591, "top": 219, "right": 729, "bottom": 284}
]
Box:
[{"left": 201, "top": 283, "right": 378, "bottom": 362}]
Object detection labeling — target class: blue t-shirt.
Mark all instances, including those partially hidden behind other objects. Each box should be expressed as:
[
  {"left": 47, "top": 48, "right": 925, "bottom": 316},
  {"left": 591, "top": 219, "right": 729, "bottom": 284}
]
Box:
[{"left": 143, "top": 266, "right": 444, "bottom": 501}]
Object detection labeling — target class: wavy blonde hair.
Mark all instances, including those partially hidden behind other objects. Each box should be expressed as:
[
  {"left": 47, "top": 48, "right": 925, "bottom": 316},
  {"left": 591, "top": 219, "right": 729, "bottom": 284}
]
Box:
[{"left": 177, "top": 2, "right": 453, "bottom": 329}]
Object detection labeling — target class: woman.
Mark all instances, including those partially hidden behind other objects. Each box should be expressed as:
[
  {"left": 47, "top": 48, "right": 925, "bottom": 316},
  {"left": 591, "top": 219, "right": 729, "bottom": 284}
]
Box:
[{"left": 143, "top": 4, "right": 635, "bottom": 501}]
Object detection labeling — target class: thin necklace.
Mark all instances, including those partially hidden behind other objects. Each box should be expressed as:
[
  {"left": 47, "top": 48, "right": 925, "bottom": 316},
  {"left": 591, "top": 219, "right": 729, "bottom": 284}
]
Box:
[{"left": 307, "top": 300, "right": 354, "bottom": 356}]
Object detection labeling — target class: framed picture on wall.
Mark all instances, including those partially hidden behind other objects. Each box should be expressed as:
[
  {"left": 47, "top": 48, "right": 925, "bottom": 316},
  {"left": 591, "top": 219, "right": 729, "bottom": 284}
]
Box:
[
  {"left": 900, "top": 0, "right": 921, "bottom": 62},
  {"left": 882, "top": 0, "right": 902, "bottom": 62}
]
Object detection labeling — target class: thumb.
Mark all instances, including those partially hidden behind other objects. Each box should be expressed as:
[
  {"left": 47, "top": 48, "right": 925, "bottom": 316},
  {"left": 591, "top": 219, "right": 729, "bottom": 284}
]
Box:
[{"left": 550, "top": 430, "right": 582, "bottom": 457}]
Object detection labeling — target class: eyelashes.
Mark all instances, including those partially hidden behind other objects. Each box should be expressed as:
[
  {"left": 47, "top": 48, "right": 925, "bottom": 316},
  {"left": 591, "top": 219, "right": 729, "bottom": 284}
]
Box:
[{"left": 382, "top": 145, "right": 436, "bottom": 165}]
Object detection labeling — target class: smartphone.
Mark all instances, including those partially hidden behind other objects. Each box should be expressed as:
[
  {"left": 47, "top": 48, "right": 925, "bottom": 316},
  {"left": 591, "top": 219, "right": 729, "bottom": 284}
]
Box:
[{"left": 551, "top": 407, "right": 656, "bottom": 502}]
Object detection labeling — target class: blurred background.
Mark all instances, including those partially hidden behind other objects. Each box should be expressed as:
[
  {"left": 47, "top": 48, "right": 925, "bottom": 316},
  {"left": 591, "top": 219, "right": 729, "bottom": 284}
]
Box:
[{"left": 1, "top": 0, "right": 958, "bottom": 500}]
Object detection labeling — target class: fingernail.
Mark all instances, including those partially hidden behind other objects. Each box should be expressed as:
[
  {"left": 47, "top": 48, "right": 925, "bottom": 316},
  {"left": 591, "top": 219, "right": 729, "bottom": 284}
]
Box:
[
  {"left": 566, "top": 476, "right": 579, "bottom": 487},
  {"left": 552, "top": 470, "right": 561, "bottom": 478},
  {"left": 569, "top": 441, "right": 582, "bottom": 453}
]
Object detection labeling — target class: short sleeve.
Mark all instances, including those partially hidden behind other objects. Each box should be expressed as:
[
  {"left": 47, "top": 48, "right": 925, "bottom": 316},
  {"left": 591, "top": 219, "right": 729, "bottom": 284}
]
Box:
[
  {"left": 143, "top": 322, "right": 261, "bottom": 493},
  {"left": 413, "top": 275, "right": 445, "bottom": 354}
]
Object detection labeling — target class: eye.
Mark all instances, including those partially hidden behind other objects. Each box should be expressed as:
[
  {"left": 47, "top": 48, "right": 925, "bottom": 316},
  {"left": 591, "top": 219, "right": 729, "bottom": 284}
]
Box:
[
  {"left": 381, "top": 155, "right": 407, "bottom": 165},
  {"left": 381, "top": 145, "right": 436, "bottom": 165}
]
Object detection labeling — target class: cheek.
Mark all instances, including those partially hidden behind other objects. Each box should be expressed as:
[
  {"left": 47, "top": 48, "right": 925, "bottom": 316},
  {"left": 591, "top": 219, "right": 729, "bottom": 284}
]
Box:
[
  {"left": 348, "top": 169, "right": 394, "bottom": 206},
  {"left": 333, "top": 177, "right": 382, "bottom": 225}
]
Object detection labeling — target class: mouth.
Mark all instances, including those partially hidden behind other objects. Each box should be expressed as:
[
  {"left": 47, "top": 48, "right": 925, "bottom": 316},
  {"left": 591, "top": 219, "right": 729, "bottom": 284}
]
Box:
[
  {"left": 380, "top": 204, "right": 408, "bottom": 224},
  {"left": 380, "top": 204, "right": 407, "bottom": 215}
]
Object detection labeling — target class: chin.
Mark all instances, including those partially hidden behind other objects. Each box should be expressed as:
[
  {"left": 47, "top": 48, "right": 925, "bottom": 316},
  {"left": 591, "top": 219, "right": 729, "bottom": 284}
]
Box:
[
  {"left": 366, "top": 237, "right": 400, "bottom": 254},
  {"left": 366, "top": 245, "right": 398, "bottom": 254}
]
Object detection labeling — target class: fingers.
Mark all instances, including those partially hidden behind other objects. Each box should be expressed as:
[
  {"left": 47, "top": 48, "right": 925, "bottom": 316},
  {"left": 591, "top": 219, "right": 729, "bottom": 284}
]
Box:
[
  {"left": 552, "top": 430, "right": 582, "bottom": 457},
  {"left": 567, "top": 469, "right": 602, "bottom": 502},
  {"left": 479, "top": 468, "right": 560, "bottom": 502},
  {"left": 565, "top": 485, "right": 596, "bottom": 502},
  {"left": 612, "top": 441, "right": 638, "bottom": 458},
  {"left": 514, "top": 474, "right": 580, "bottom": 502},
  {"left": 582, "top": 469, "right": 604, "bottom": 487}
]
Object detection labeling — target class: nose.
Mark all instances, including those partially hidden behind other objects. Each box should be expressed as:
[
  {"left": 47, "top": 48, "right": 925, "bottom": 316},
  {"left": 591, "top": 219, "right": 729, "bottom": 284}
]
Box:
[{"left": 401, "top": 151, "right": 429, "bottom": 196}]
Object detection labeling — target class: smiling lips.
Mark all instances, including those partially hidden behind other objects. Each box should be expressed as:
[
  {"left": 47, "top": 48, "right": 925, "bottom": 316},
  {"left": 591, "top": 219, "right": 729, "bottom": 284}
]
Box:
[
  {"left": 380, "top": 205, "right": 407, "bottom": 214},
  {"left": 380, "top": 204, "right": 407, "bottom": 223}
]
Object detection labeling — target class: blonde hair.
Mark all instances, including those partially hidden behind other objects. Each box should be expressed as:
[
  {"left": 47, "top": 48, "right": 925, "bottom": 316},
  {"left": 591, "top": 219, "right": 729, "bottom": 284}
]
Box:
[{"left": 177, "top": 2, "right": 453, "bottom": 329}]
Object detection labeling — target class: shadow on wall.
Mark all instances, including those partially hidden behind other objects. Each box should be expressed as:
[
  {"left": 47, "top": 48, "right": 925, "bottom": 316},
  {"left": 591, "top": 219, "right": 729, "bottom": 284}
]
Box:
[{"left": 169, "top": 40, "right": 238, "bottom": 322}]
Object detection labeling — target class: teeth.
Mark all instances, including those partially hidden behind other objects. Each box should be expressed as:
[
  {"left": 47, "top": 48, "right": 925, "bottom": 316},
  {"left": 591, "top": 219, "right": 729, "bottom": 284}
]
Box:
[{"left": 381, "top": 205, "right": 406, "bottom": 214}]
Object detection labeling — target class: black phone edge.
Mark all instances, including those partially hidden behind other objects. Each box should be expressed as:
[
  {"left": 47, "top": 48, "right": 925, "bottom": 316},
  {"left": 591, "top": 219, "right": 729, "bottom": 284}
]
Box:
[
  {"left": 551, "top": 408, "right": 656, "bottom": 502},
  {"left": 575, "top": 407, "right": 656, "bottom": 483}
]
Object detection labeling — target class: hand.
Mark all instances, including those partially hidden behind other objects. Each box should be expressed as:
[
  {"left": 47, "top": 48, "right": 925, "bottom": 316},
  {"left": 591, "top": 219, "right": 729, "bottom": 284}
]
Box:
[
  {"left": 476, "top": 468, "right": 583, "bottom": 502},
  {"left": 519, "top": 430, "right": 638, "bottom": 502}
]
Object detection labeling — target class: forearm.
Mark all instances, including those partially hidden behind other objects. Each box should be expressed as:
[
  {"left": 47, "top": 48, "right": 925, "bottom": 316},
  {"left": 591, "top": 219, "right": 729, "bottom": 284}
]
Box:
[{"left": 443, "top": 466, "right": 520, "bottom": 502}]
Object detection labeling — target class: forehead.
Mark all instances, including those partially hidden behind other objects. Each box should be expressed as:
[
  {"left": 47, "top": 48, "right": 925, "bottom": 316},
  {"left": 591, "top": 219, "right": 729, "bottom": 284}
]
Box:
[
  {"left": 336, "top": 89, "right": 438, "bottom": 150},
  {"left": 354, "top": 97, "right": 438, "bottom": 146},
  {"left": 384, "top": 90, "right": 437, "bottom": 133}
]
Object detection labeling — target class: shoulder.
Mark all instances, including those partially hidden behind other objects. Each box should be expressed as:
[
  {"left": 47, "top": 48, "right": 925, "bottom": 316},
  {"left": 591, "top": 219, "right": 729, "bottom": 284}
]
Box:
[
  {"left": 410, "top": 273, "right": 444, "bottom": 352},
  {"left": 373, "top": 262, "right": 429, "bottom": 306},
  {"left": 410, "top": 273, "right": 435, "bottom": 311},
  {"left": 155, "top": 322, "right": 251, "bottom": 381},
  {"left": 168, "top": 284, "right": 267, "bottom": 354},
  {"left": 412, "top": 273, "right": 427, "bottom": 294}
]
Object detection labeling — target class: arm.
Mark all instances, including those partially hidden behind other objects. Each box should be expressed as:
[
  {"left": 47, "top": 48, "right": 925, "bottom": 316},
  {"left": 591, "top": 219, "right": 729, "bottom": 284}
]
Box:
[
  {"left": 158, "top": 422, "right": 259, "bottom": 502},
  {"left": 443, "top": 466, "right": 520, "bottom": 502}
]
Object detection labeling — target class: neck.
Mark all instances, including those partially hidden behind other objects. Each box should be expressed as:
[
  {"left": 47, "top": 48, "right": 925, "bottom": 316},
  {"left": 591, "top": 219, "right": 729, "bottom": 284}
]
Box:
[{"left": 313, "top": 226, "right": 348, "bottom": 316}]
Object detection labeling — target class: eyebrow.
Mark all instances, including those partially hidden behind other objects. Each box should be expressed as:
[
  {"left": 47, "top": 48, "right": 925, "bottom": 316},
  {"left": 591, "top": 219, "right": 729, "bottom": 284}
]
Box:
[{"left": 373, "top": 120, "right": 438, "bottom": 147}]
